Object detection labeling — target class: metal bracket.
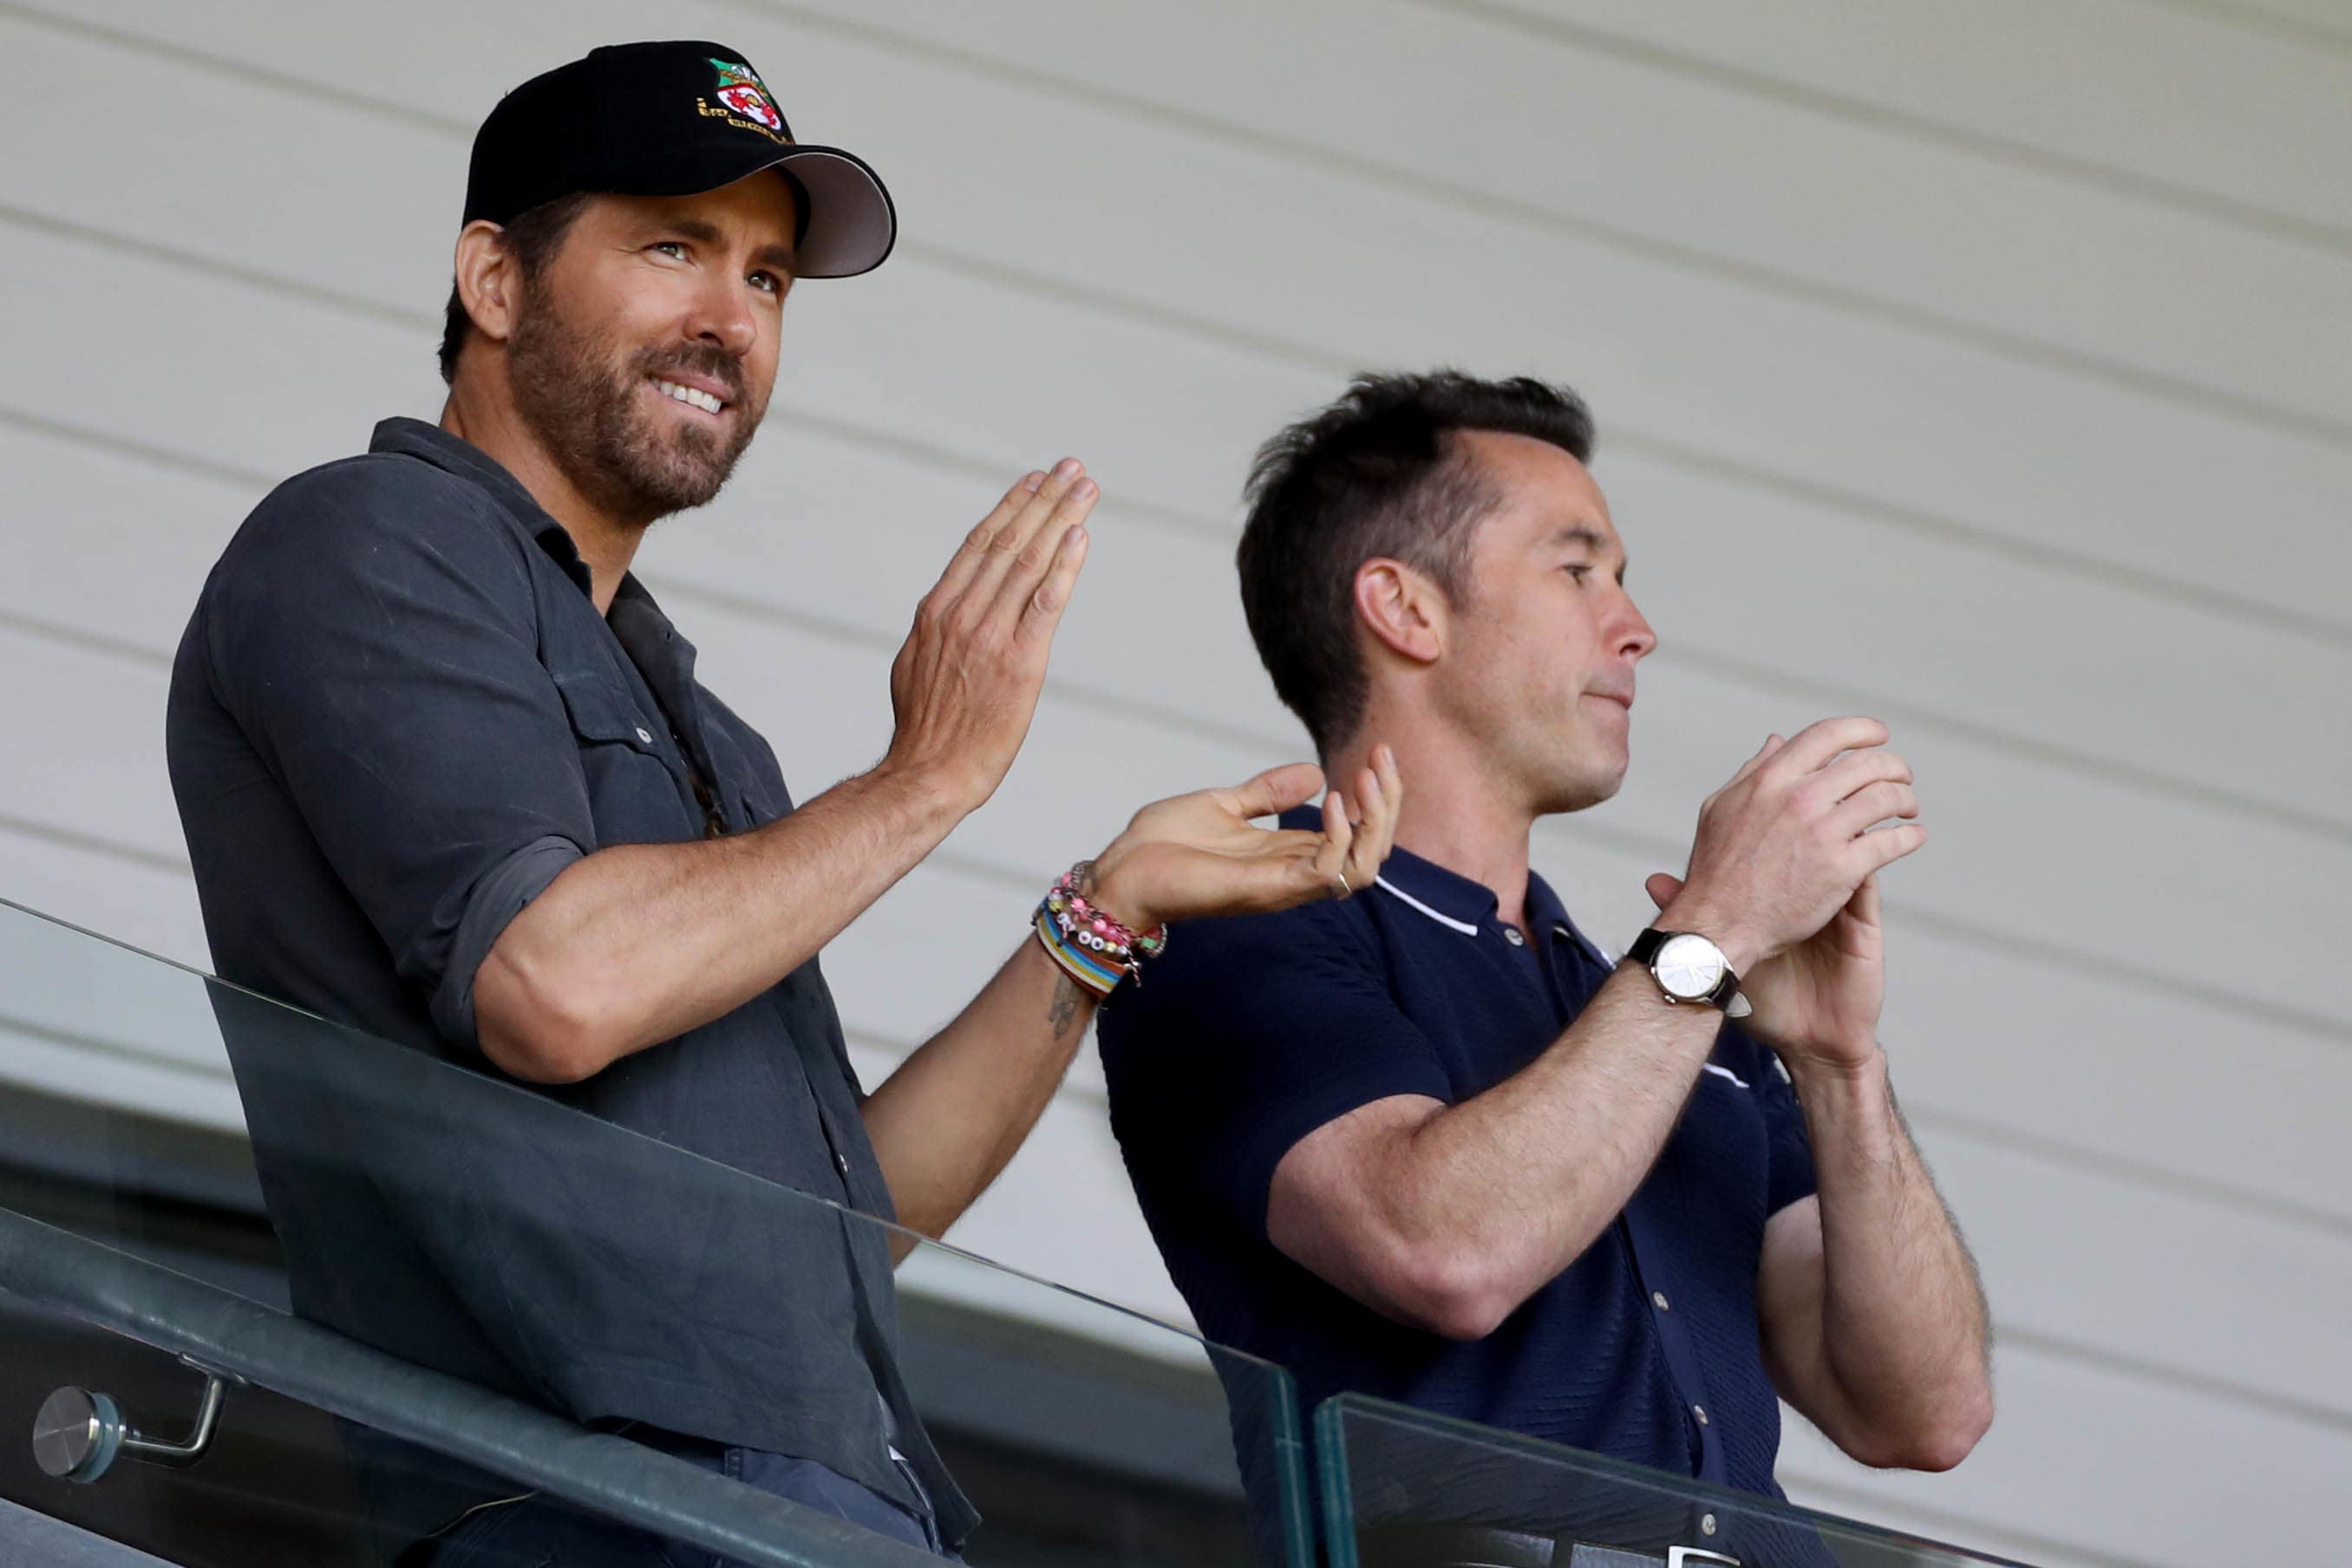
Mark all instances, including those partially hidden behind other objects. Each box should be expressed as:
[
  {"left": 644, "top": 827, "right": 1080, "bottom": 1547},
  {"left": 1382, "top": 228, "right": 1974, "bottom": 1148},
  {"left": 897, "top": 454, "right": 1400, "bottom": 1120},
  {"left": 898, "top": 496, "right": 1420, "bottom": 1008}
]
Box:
[{"left": 32, "top": 1356, "right": 240, "bottom": 1484}]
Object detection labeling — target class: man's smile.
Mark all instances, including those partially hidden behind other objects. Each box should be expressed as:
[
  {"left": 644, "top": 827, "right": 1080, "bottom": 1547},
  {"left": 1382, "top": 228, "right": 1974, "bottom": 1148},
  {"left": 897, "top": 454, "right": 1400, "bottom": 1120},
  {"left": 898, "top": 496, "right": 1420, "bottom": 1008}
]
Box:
[{"left": 650, "top": 375, "right": 730, "bottom": 416}]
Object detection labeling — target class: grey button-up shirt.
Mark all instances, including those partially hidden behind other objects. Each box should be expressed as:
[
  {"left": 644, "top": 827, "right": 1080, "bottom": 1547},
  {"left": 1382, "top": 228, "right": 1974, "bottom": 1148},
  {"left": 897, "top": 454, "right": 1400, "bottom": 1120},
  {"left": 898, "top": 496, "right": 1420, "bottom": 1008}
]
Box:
[{"left": 167, "top": 417, "right": 972, "bottom": 1549}]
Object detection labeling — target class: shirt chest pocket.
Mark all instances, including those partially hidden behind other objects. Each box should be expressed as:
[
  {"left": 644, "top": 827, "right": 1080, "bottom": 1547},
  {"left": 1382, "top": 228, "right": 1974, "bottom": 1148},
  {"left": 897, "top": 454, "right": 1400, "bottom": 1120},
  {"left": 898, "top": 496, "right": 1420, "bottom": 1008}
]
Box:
[{"left": 552, "top": 673, "right": 697, "bottom": 843}]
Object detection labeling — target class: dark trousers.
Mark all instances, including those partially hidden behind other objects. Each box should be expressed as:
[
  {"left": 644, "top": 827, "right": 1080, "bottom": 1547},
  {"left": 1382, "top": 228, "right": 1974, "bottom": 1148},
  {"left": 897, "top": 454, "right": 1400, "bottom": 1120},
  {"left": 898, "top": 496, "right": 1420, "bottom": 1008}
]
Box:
[{"left": 421, "top": 1440, "right": 947, "bottom": 1566}]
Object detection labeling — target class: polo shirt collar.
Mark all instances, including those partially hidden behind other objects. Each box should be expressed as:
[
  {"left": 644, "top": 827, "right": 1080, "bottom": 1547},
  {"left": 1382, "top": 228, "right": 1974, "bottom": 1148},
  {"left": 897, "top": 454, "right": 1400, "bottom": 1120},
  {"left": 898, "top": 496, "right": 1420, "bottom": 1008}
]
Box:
[
  {"left": 1373, "top": 840, "right": 1499, "bottom": 936},
  {"left": 1276, "top": 807, "right": 1574, "bottom": 940},
  {"left": 369, "top": 417, "right": 595, "bottom": 600}
]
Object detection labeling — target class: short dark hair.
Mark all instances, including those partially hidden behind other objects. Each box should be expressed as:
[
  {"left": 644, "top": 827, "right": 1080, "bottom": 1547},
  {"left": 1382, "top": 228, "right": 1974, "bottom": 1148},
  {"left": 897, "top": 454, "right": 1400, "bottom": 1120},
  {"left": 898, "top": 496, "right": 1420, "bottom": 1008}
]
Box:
[
  {"left": 1236, "top": 371, "right": 1595, "bottom": 755},
  {"left": 437, "top": 193, "right": 594, "bottom": 384}
]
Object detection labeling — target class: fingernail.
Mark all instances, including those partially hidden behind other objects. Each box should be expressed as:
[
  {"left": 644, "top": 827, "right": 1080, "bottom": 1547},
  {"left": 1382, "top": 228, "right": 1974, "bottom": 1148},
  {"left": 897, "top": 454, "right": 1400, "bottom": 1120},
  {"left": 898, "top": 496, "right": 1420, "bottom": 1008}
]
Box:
[
  {"left": 1053, "top": 457, "right": 1082, "bottom": 480},
  {"left": 1070, "top": 477, "right": 1097, "bottom": 500},
  {"left": 1019, "top": 471, "right": 1046, "bottom": 492}
]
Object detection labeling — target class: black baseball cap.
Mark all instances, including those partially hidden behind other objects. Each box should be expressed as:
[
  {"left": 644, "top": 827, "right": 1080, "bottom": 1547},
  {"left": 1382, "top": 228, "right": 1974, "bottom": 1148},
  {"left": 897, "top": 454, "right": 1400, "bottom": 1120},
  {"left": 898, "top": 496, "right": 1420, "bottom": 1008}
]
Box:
[{"left": 462, "top": 41, "right": 895, "bottom": 279}]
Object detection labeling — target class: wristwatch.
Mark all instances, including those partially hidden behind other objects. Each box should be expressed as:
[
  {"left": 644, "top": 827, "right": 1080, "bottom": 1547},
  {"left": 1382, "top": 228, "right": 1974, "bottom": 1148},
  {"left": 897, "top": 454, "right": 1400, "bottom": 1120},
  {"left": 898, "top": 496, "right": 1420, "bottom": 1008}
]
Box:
[{"left": 1626, "top": 927, "right": 1741, "bottom": 1010}]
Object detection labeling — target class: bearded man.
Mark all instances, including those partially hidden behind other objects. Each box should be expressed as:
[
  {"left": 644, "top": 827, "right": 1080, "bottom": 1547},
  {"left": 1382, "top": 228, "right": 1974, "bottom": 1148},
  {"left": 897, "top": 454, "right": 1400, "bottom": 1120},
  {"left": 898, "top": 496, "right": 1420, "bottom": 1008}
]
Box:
[{"left": 165, "top": 42, "right": 1396, "bottom": 1566}]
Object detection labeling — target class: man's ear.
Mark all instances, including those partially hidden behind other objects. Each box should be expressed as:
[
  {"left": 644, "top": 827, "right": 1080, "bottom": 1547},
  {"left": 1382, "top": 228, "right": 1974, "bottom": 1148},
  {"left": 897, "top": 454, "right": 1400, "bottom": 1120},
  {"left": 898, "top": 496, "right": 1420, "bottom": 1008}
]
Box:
[
  {"left": 452, "top": 220, "right": 523, "bottom": 348},
  {"left": 1353, "top": 557, "right": 1447, "bottom": 667}
]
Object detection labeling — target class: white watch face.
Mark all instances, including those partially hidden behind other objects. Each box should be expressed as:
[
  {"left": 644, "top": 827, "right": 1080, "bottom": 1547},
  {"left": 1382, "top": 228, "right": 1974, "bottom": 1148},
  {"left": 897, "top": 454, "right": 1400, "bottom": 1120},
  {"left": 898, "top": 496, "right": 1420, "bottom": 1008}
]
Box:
[{"left": 1654, "top": 933, "right": 1728, "bottom": 1001}]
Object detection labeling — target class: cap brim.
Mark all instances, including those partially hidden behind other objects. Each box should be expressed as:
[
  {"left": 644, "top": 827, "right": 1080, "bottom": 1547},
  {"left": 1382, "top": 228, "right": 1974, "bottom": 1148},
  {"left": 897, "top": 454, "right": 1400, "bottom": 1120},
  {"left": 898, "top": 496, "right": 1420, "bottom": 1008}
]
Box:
[{"left": 761, "top": 146, "right": 896, "bottom": 279}]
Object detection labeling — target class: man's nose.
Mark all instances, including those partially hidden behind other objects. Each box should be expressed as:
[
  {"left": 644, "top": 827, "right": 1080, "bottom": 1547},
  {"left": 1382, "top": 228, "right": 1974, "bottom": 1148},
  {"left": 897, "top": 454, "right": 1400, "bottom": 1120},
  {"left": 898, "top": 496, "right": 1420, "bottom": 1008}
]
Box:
[
  {"left": 1616, "top": 592, "right": 1658, "bottom": 661},
  {"left": 686, "top": 274, "right": 757, "bottom": 356}
]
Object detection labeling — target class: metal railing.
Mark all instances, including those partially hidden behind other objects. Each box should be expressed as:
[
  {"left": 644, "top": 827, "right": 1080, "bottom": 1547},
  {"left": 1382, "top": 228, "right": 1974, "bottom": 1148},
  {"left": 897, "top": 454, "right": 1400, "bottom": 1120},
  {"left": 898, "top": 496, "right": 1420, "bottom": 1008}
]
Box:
[{"left": 0, "top": 1205, "right": 936, "bottom": 1568}]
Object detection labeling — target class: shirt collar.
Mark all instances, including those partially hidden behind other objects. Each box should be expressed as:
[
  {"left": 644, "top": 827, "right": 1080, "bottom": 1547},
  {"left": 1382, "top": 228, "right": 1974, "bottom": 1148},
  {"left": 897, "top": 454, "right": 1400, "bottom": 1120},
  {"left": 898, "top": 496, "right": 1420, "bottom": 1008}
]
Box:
[
  {"left": 369, "top": 417, "right": 596, "bottom": 601},
  {"left": 1275, "top": 806, "right": 1571, "bottom": 939},
  {"left": 607, "top": 574, "right": 699, "bottom": 688}
]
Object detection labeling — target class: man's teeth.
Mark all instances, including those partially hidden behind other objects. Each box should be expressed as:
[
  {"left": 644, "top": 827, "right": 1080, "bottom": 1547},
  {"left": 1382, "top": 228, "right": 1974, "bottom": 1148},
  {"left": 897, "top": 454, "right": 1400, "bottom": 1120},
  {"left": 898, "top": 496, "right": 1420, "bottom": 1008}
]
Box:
[{"left": 653, "top": 379, "right": 724, "bottom": 415}]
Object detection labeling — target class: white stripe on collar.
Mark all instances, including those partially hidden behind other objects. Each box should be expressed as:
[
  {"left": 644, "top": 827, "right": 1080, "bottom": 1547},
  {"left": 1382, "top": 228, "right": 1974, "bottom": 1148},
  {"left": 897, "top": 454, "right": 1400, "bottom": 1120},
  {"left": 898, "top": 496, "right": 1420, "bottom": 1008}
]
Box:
[
  {"left": 1375, "top": 875, "right": 1481, "bottom": 937},
  {"left": 1702, "top": 1062, "right": 1752, "bottom": 1089}
]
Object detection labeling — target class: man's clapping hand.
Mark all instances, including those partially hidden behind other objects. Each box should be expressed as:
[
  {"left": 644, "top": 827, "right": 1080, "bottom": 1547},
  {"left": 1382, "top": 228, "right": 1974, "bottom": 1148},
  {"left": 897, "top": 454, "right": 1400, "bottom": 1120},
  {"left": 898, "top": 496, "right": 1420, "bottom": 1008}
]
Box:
[
  {"left": 1090, "top": 748, "right": 1405, "bottom": 933},
  {"left": 881, "top": 460, "right": 1097, "bottom": 813},
  {"left": 874, "top": 462, "right": 1404, "bottom": 925},
  {"left": 1649, "top": 718, "right": 1924, "bottom": 1067}
]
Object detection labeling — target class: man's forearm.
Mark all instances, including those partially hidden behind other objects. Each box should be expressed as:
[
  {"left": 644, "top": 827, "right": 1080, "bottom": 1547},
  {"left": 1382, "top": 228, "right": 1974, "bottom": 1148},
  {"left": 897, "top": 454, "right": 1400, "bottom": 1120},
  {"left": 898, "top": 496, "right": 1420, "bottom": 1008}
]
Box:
[
  {"left": 1792, "top": 1051, "right": 1993, "bottom": 1460},
  {"left": 474, "top": 762, "right": 964, "bottom": 1081},
  {"left": 859, "top": 938, "right": 1097, "bottom": 1255},
  {"left": 1282, "top": 965, "right": 1728, "bottom": 1336}
]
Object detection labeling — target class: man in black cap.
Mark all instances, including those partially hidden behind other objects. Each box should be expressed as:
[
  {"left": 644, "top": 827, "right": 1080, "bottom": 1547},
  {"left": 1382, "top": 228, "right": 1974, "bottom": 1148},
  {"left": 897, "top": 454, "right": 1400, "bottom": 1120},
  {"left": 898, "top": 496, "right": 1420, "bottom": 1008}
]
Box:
[{"left": 167, "top": 40, "right": 1399, "bottom": 1565}]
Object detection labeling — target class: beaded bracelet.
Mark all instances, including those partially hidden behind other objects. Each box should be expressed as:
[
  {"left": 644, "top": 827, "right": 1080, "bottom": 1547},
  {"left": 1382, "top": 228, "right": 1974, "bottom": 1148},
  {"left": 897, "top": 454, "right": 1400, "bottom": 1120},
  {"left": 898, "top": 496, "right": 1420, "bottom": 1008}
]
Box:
[{"left": 1033, "top": 860, "right": 1167, "bottom": 999}]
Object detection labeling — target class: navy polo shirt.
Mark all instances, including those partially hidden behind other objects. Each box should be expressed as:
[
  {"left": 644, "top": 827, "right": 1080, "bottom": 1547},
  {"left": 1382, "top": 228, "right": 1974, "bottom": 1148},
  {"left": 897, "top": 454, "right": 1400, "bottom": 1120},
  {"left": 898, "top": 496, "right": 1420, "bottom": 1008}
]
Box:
[{"left": 1096, "top": 810, "right": 1817, "bottom": 1499}]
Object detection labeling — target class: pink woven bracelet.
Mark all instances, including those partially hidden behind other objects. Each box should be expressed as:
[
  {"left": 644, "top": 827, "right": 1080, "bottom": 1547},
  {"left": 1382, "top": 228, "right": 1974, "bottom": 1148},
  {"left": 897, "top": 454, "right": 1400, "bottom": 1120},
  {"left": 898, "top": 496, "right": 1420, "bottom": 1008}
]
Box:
[{"left": 1035, "top": 860, "right": 1167, "bottom": 996}]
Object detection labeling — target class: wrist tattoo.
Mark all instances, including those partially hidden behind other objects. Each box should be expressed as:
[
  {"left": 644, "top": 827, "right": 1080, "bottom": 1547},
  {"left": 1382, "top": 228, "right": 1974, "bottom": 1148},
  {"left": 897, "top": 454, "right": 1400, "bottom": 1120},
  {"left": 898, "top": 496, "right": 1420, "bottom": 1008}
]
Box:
[{"left": 1047, "top": 971, "right": 1087, "bottom": 1040}]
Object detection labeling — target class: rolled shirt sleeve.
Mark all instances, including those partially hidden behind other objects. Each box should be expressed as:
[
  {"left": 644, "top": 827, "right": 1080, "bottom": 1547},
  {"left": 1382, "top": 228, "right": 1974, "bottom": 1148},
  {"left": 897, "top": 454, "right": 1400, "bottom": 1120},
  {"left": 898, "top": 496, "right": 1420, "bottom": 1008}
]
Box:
[{"left": 199, "top": 458, "right": 592, "bottom": 1049}]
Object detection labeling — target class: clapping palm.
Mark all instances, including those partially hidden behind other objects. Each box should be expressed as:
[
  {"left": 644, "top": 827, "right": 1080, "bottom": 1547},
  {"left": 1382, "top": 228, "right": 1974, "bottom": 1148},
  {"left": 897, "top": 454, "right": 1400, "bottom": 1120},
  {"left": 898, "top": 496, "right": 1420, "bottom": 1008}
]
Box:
[{"left": 1645, "top": 867, "right": 1886, "bottom": 1070}]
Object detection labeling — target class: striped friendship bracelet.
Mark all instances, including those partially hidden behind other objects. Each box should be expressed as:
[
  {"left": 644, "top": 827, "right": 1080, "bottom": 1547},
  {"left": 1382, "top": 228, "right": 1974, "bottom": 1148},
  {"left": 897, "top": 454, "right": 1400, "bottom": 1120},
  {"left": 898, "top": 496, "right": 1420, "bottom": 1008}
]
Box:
[
  {"left": 1031, "top": 861, "right": 1168, "bottom": 999},
  {"left": 1034, "top": 903, "right": 1130, "bottom": 997}
]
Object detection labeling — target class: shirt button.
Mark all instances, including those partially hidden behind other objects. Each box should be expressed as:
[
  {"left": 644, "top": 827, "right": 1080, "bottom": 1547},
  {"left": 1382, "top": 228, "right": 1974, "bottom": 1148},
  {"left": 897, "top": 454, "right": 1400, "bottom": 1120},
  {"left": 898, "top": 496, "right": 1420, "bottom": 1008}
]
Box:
[
  {"left": 634, "top": 727, "right": 654, "bottom": 744},
  {"left": 1693, "top": 1404, "right": 1710, "bottom": 1427},
  {"left": 1502, "top": 927, "right": 1526, "bottom": 947},
  {"left": 834, "top": 1152, "right": 851, "bottom": 1178},
  {"left": 1652, "top": 1290, "right": 1671, "bottom": 1311}
]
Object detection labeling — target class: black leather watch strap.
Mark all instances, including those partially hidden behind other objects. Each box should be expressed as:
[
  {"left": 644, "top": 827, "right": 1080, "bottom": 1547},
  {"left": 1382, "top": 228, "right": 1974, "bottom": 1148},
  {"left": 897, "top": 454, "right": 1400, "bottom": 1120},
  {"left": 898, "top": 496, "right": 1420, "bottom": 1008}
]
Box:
[{"left": 1625, "top": 927, "right": 1741, "bottom": 1009}]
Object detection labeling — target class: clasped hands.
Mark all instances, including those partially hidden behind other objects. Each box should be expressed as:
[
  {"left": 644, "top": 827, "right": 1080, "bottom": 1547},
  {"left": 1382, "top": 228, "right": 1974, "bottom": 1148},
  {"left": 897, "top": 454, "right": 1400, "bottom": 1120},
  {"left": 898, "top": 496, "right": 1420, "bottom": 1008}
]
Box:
[
  {"left": 876, "top": 459, "right": 1403, "bottom": 935},
  {"left": 1649, "top": 718, "right": 1927, "bottom": 1075}
]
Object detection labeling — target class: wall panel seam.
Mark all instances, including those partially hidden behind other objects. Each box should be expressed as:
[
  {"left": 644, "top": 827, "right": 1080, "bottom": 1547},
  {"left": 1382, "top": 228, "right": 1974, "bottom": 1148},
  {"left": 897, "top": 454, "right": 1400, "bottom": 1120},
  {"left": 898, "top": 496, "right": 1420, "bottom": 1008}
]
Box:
[
  {"left": 1775, "top": 1467, "right": 2162, "bottom": 1568},
  {"left": 756, "top": 0, "right": 2352, "bottom": 448},
  {"left": 10, "top": 368, "right": 2352, "bottom": 853},
  {"left": 2120, "top": 0, "right": 2352, "bottom": 55},
  {"left": 1414, "top": 0, "right": 2352, "bottom": 251},
  {"left": 1906, "top": 1105, "right": 2352, "bottom": 1243},
  {"left": 0, "top": 1010, "right": 233, "bottom": 1085},
  {"left": 10, "top": 0, "right": 2352, "bottom": 452}
]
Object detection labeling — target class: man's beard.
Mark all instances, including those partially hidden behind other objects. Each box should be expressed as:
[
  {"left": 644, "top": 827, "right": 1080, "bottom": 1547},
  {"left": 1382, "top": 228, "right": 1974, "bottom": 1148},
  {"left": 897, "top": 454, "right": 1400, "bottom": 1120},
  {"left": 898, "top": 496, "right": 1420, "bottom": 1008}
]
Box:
[{"left": 506, "top": 289, "right": 763, "bottom": 524}]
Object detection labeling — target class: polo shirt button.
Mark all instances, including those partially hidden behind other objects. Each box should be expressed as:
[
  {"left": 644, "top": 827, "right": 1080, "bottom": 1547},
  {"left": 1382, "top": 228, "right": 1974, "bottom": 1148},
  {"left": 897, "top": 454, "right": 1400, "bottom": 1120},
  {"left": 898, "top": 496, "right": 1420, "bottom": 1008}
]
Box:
[
  {"left": 634, "top": 727, "right": 654, "bottom": 744},
  {"left": 1502, "top": 928, "right": 1526, "bottom": 947},
  {"left": 834, "top": 1152, "right": 850, "bottom": 1177},
  {"left": 1693, "top": 1404, "right": 1709, "bottom": 1426},
  {"left": 1652, "top": 1290, "right": 1671, "bottom": 1311}
]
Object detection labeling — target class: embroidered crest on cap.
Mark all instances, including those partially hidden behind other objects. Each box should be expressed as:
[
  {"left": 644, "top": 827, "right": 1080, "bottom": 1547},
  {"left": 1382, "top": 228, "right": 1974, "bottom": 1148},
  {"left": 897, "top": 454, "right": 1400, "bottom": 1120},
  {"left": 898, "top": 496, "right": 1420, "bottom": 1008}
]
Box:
[{"left": 709, "top": 58, "right": 785, "bottom": 134}]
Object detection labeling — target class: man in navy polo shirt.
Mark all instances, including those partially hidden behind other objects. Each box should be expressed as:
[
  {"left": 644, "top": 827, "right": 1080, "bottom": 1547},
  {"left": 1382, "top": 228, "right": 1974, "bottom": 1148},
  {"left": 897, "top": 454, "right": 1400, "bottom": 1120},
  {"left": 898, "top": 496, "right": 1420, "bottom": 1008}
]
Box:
[{"left": 1098, "top": 374, "right": 1992, "bottom": 1542}]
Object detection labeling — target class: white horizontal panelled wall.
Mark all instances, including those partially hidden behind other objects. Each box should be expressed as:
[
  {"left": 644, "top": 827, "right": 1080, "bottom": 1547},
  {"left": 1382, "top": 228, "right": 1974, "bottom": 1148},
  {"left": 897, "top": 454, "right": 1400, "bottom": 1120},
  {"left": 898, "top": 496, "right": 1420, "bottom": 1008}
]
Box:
[{"left": 0, "top": 1, "right": 2345, "bottom": 1562}]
